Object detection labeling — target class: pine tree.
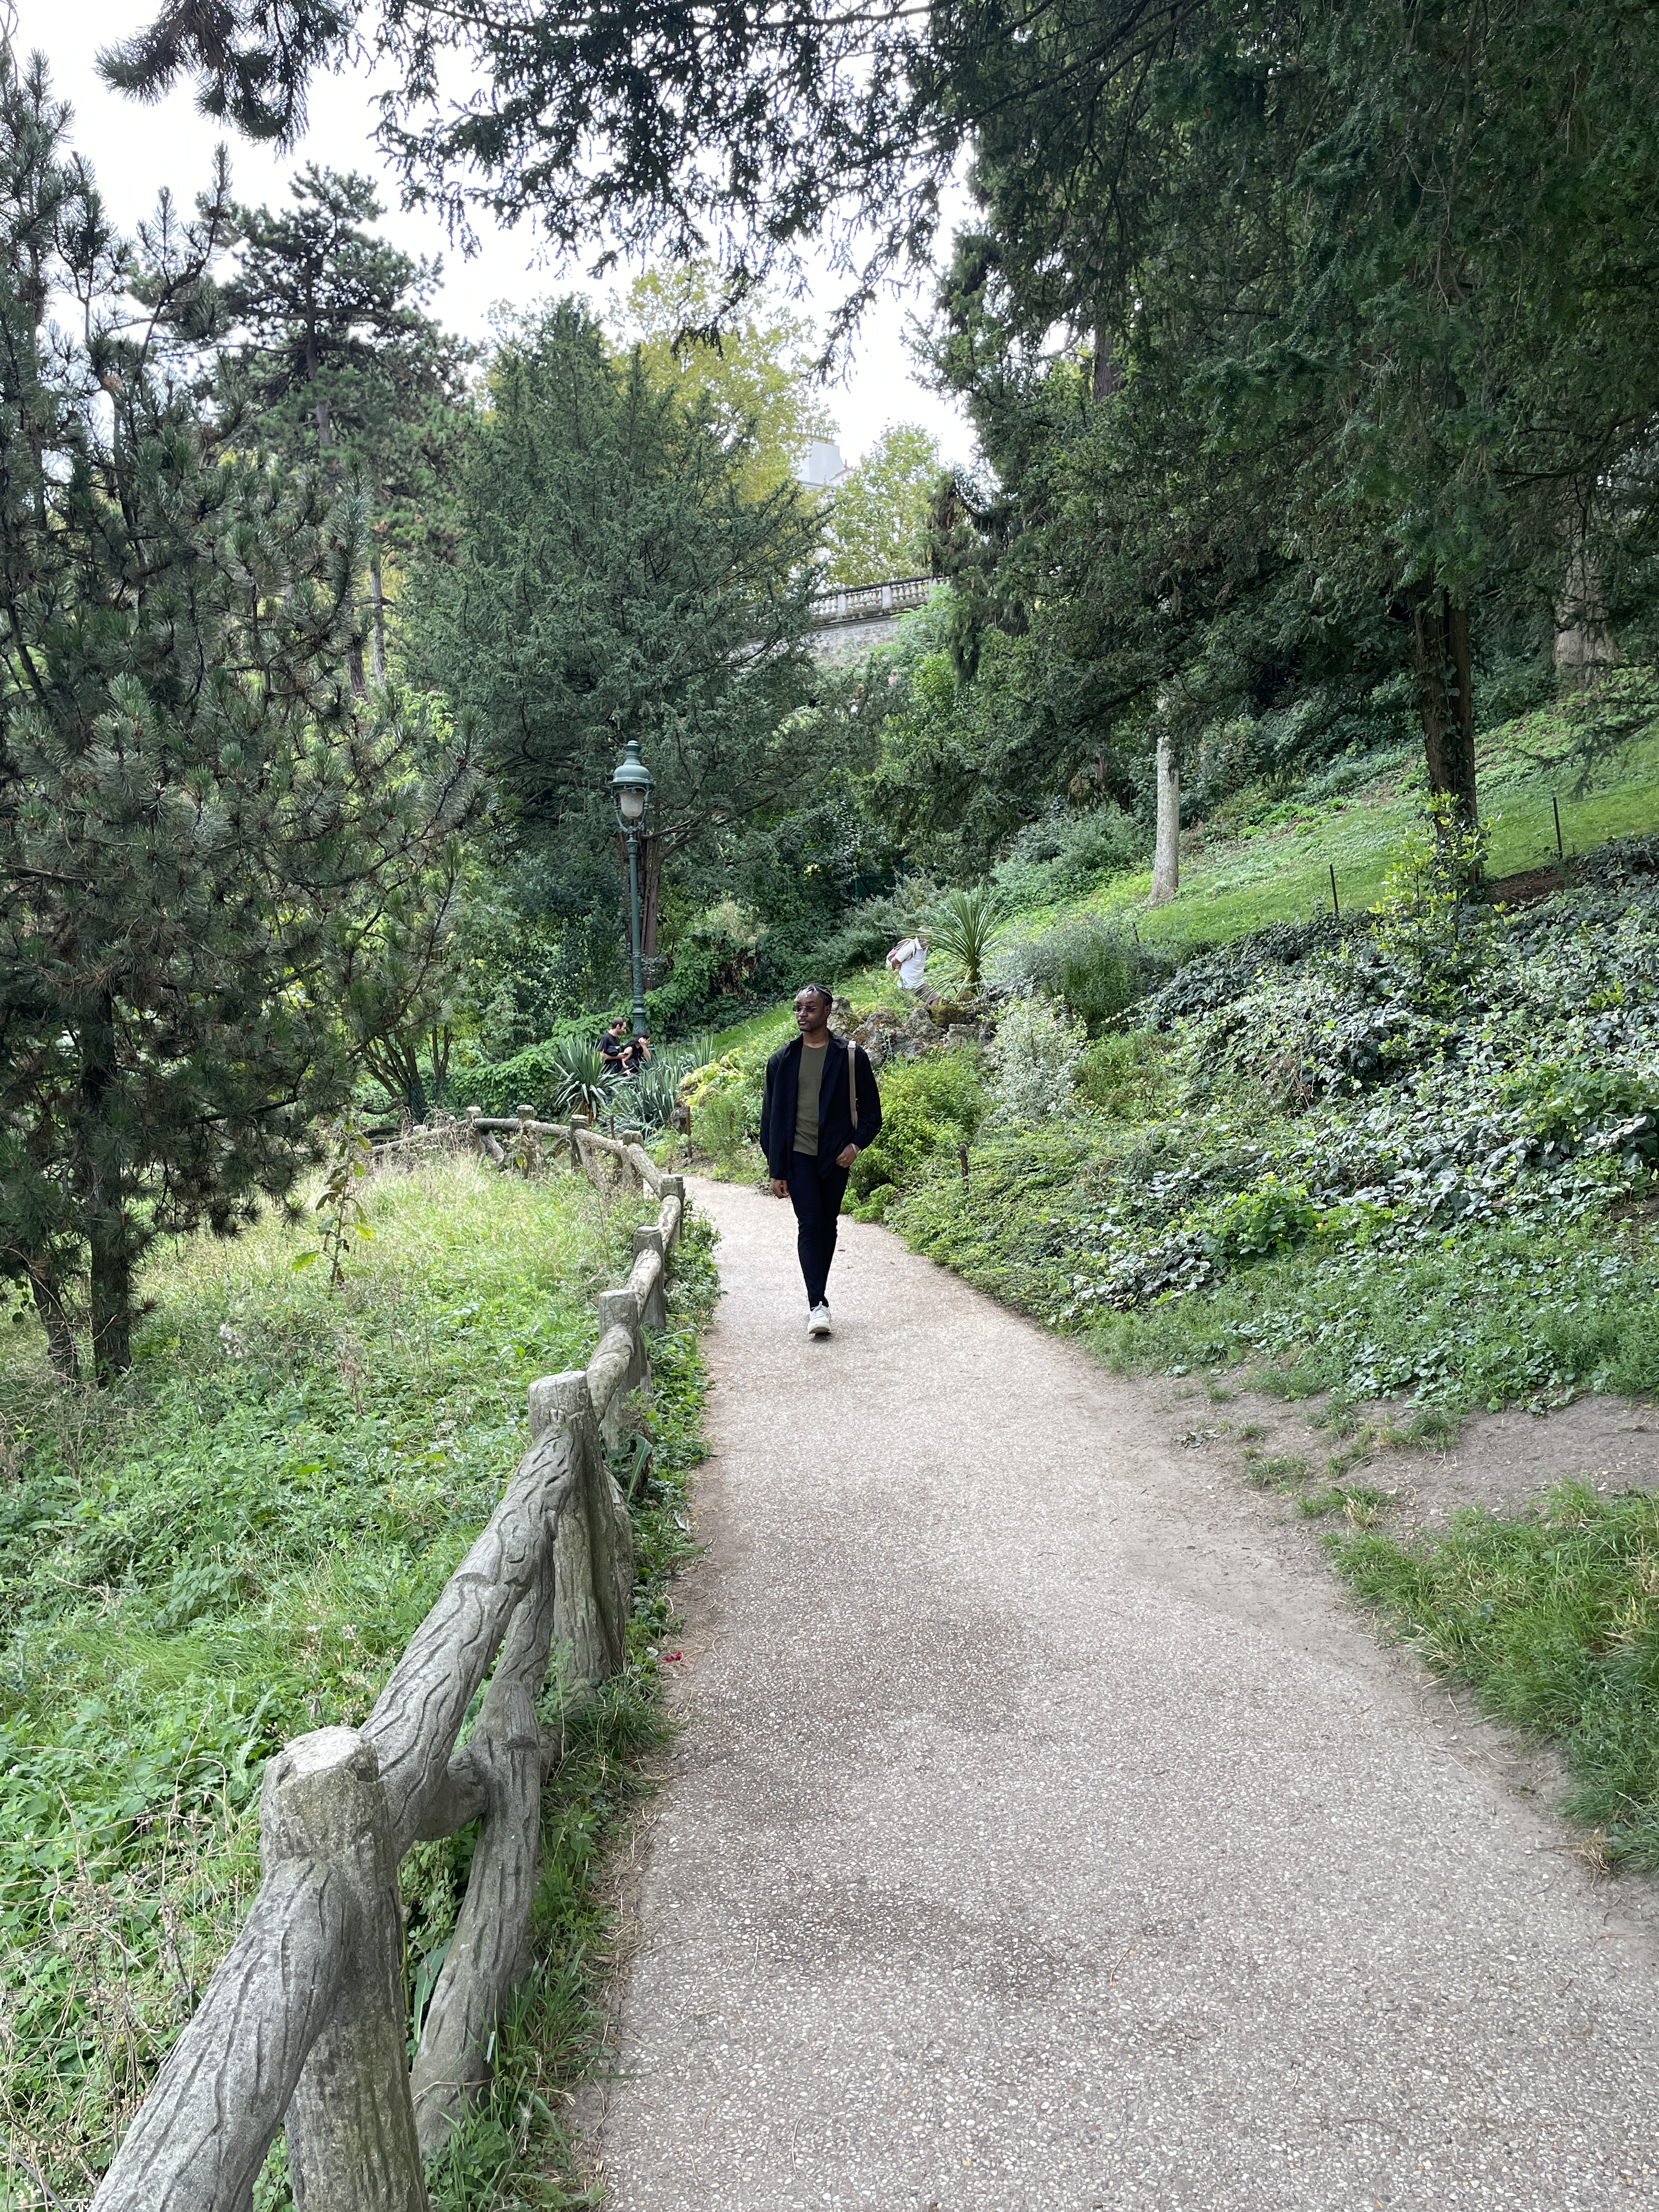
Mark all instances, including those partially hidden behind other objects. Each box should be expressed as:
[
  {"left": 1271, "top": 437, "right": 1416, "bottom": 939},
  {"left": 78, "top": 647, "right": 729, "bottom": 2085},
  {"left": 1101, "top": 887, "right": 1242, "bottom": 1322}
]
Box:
[
  {"left": 0, "top": 48, "right": 476, "bottom": 1380},
  {"left": 223, "top": 164, "right": 474, "bottom": 679}
]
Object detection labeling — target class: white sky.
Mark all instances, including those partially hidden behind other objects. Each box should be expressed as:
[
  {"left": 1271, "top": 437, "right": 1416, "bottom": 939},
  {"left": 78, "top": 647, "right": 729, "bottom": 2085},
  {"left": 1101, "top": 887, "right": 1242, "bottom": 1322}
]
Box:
[{"left": 15, "top": 0, "right": 975, "bottom": 470}]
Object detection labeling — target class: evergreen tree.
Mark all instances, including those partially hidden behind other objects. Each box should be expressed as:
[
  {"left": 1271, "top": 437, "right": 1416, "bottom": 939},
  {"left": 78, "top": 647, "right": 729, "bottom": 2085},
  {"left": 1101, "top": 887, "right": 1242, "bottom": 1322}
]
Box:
[
  {"left": 405, "top": 301, "right": 821, "bottom": 960},
  {"left": 0, "top": 48, "right": 476, "bottom": 1380},
  {"left": 224, "top": 165, "right": 475, "bottom": 677}
]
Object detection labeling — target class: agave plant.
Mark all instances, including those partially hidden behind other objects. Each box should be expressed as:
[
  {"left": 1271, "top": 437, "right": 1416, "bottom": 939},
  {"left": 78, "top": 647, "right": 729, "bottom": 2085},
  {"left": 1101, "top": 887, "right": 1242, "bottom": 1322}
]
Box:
[
  {"left": 546, "top": 1036, "right": 618, "bottom": 1120},
  {"left": 928, "top": 884, "right": 1008, "bottom": 994}
]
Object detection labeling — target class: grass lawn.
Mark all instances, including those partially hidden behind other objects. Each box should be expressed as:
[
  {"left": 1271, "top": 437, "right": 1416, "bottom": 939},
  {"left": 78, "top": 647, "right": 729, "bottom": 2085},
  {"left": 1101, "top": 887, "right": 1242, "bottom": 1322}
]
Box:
[
  {"left": 0, "top": 1156, "right": 714, "bottom": 2209},
  {"left": 1078, "top": 724, "right": 1659, "bottom": 952}
]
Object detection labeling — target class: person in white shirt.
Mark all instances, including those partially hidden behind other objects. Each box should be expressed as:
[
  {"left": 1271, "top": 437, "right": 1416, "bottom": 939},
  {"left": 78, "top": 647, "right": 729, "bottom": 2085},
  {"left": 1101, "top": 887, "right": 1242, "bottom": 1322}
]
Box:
[{"left": 886, "top": 932, "right": 929, "bottom": 991}]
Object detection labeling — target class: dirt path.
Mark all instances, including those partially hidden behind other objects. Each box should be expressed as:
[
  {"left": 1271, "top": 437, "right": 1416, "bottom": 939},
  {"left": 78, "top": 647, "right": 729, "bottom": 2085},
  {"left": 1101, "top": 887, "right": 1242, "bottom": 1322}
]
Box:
[{"left": 596, "top": 1178, "right": 1658, "bottom": 2210}]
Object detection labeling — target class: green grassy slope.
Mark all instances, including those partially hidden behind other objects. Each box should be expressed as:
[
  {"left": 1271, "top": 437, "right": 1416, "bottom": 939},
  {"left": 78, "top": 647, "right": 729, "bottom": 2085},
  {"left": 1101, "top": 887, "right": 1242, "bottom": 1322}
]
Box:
[{"left": 1062, "top": 719, "right": 1659, "bottom": 952}]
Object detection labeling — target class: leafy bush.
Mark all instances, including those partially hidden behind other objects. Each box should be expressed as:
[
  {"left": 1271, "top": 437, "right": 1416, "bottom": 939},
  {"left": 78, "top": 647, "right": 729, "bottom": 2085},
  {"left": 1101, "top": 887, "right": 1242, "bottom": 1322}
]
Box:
[
  {"left": 678, "top": 1035, "right": 778, "bottom": 1166},
  {"left": 1075, "top": 1032, "right": 1177, "bottom": 1121},
  {"left": 989, "top": 997, "right": 1088, "bottom": 1124},
  {"left": 990, "top": 806, "right": 1141, "bottom": 908},
  {"left": 1365, "top": 798, "right": 1499, "bottom": 1009},
  {"left": 1198, "top": 1175, "right": 1321, "bottom": 1261},
  {"left": 815, "top": 877, "right": 942, "bottom": 978},
  {"left": 996, "top": 911, "right": 1173, "bottom": 1032},
  {"left": 849, "top": 1047, "right": 984, "bottom": 1211},
  {"left": 647, "top": 901, "right": 760, "bottom": 1035},
  {"left": 442, "top": 1018, "right": 603, "bottom": 1116}
]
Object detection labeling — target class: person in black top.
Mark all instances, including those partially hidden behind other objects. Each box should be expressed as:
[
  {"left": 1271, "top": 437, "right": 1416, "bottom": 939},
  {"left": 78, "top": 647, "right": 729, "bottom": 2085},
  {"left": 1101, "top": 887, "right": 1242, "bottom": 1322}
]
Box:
[
  {"left": 759, "top": 984, "right": 882, "bottom": 1339},
  {"left": 599, "top": 1017, "right": 631, "bottom": 1073}
]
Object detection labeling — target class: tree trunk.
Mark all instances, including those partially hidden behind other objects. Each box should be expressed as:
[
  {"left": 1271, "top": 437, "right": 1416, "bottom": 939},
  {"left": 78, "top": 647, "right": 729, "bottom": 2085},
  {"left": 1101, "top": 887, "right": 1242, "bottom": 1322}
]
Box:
[
  {"left": 1147, "top": 723, "right": 1180, "bottom": 907},
  {"left": 641, "top": 833, "right": 663, "bottom": 961},
  {"left": 1409, "top": 584, "right": 1479, "bottom": 833},
  {"left": 88, "top": 1219, "right": 132, "bottom": 1384},
  {"left": 27, "top": 1263, "right": 78, "bottom": 1382},
  {"left": 1554, "top": 538, "right": 1616, "bottom": 690},
  {"left": 348, "top": 635, "right": 368, "bottom": 698},
  {"left": 81, "top": 992, "right": 132, "bottom": 1382},
  {"left": 1091, "top": 324, "right": 1119, "bottom": 403},
  {"left": 370, "top": 552, "right": 387, "bottom": 683}
]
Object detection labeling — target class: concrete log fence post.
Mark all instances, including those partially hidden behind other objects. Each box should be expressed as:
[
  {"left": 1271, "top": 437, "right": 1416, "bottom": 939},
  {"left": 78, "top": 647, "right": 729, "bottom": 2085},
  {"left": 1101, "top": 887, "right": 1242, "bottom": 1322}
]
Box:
[
  {"left": 631, "top": 1227, "right": 668, "bottom": 1328},
  {"left": 658, "top": 1175, "right": 685, "bottom": 1245},
  {"left": 88, "top": 1863, "right": 353, "bottom": 2212},
  {"left": 531, "top": 1372, "right": 614, "bottom": 1684},
  {"left": 262, "top": 1730, "right": 427, "bottom": 2212},
  {"left": 409, "top": 1681, "right": 541, "bottom": 2155}
]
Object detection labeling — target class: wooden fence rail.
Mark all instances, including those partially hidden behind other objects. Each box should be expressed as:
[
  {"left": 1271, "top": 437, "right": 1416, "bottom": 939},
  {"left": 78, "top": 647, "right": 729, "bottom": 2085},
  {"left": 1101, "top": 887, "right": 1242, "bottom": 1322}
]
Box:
[{"left": 89, "top": 1137, "right": 688, "bottom": 2212}]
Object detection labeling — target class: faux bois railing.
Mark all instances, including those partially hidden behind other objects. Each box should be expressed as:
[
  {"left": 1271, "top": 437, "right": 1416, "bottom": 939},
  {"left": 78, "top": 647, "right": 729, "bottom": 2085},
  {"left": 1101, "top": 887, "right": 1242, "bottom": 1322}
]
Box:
[{"left": 89, "top": 1125, "right": 687, "bottom": 2212}]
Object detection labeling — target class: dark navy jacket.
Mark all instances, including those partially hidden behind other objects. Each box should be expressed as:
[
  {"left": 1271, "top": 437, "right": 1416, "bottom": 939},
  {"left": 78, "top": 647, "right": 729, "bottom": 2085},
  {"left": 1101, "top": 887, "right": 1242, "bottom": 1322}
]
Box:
[{"left": 760, "top": 1031, "right": 882, "bottom": 1179}]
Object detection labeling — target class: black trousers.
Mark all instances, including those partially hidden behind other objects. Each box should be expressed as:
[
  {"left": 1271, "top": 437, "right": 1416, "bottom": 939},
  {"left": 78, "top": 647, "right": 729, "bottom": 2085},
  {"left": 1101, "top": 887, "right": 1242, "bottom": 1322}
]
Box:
[{"left": 787, "top": 1152, "right": 850, "bottom": 1308}]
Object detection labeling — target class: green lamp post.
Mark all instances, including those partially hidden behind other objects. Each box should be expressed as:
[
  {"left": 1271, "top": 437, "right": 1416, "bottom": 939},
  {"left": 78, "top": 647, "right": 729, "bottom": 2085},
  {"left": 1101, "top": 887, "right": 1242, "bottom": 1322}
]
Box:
[{"left": 610, "top": 737, "right": 653, "bottom": 1037}]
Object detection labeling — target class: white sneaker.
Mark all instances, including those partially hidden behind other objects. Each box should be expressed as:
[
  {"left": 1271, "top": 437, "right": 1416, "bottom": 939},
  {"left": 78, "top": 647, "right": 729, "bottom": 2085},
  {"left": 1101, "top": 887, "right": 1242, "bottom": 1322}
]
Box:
[{"left": 808, "top": 1304, "right": 832, "bottom": 1338}]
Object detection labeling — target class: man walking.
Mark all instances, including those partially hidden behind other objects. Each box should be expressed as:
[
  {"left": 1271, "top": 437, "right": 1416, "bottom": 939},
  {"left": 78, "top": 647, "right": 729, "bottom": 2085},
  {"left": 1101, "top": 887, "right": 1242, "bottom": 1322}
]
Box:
[{"left": 760, "top": 985, "right": 882, "bottom": 1337}]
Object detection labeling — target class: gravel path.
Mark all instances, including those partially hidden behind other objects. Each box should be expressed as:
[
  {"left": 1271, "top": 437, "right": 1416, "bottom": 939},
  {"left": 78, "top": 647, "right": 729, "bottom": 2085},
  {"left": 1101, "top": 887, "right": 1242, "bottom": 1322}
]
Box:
[{"left": 597, "top": 1177, "right": 1658, "bottom": 2210}]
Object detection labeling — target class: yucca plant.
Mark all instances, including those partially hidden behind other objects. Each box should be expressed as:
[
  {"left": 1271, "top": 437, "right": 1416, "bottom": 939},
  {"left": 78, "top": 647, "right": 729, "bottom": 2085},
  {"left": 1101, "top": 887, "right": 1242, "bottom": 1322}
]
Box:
[
  {"left": 928, "top": 885, "right": 1008, "bottom": 994},
  {"left": 619, "top": 1032, "right": 715, "bottom": 1132},
  {"left": 547, "top": 1036, "right": 618, "bottom": 1120}
]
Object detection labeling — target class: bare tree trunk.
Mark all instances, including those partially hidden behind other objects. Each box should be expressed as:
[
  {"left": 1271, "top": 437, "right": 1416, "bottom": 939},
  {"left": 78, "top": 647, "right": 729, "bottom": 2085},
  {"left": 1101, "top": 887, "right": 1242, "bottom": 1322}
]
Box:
[
  {"left": 370, "top": 552, "right": 387, "bottom": 682},
  {"left": 1410, "top": 584, "right": 1479, "bottom": 836},
  {"left": 1147, "top": 723, "right": 1180, "bottom": 907},
  {"left": 1091, "top": 324, "right": 1119, "bottom": 403}
]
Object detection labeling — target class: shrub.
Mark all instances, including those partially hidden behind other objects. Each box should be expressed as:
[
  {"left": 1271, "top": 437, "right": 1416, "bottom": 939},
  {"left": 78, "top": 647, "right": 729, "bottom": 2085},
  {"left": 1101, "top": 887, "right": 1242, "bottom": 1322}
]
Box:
[
  {"left": 646, "top": 901, "right": 760, "bottom": 1035},
  {"left": 848, "top": 1046, "right": 984, "bottom": 1205},
  {"left": 1076, "top": 1032, "right": 1176, "bottom": 1121},
  {"left": 815, "top": 877, "right": 942, "bottom": 978},
  {"left": 990, "top": 998, "right": 1088, "bottom": 1124},
  {"left": 991, "top": 807, "right": 1141, "bottom": 907},
  {"left": 1200, "top": 1176, "right": 1321, "bottom": 1261},
  {"left": 997, "top": 912, "right": 1171, "bottom": 1031},
  {"left": 1365, "top": 798, "right": 1500, "bottom": 1009},
  {"left": 443, "top": 1019, "right": 604, "bottom": 1117}
]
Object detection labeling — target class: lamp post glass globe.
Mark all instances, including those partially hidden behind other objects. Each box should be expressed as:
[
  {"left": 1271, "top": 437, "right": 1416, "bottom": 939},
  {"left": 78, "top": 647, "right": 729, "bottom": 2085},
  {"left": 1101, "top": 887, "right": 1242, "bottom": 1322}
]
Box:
[
  {"left": 611, "top": 738, "right": 652, "bottom": 826},
  {"left": 610, "top": 740, "right": 653, "bottom": 1037}
]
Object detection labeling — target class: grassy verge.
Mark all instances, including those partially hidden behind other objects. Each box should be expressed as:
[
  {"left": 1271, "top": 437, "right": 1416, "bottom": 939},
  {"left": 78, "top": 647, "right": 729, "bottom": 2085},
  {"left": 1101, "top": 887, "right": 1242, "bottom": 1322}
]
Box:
[
  {"left": 1329, "top": 1486, "right": 1659, "bottom": 1870},
  {"left": 0, "top": 1156, "right": 716, "bottom": 2209}
]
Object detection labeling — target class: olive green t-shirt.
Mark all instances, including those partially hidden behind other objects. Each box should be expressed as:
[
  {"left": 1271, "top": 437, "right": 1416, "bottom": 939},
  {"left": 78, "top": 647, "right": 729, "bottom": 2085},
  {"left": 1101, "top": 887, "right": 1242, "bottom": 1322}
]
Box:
[{"left": 793, "top": 1041, "right": 828, "bottom": 1155}]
